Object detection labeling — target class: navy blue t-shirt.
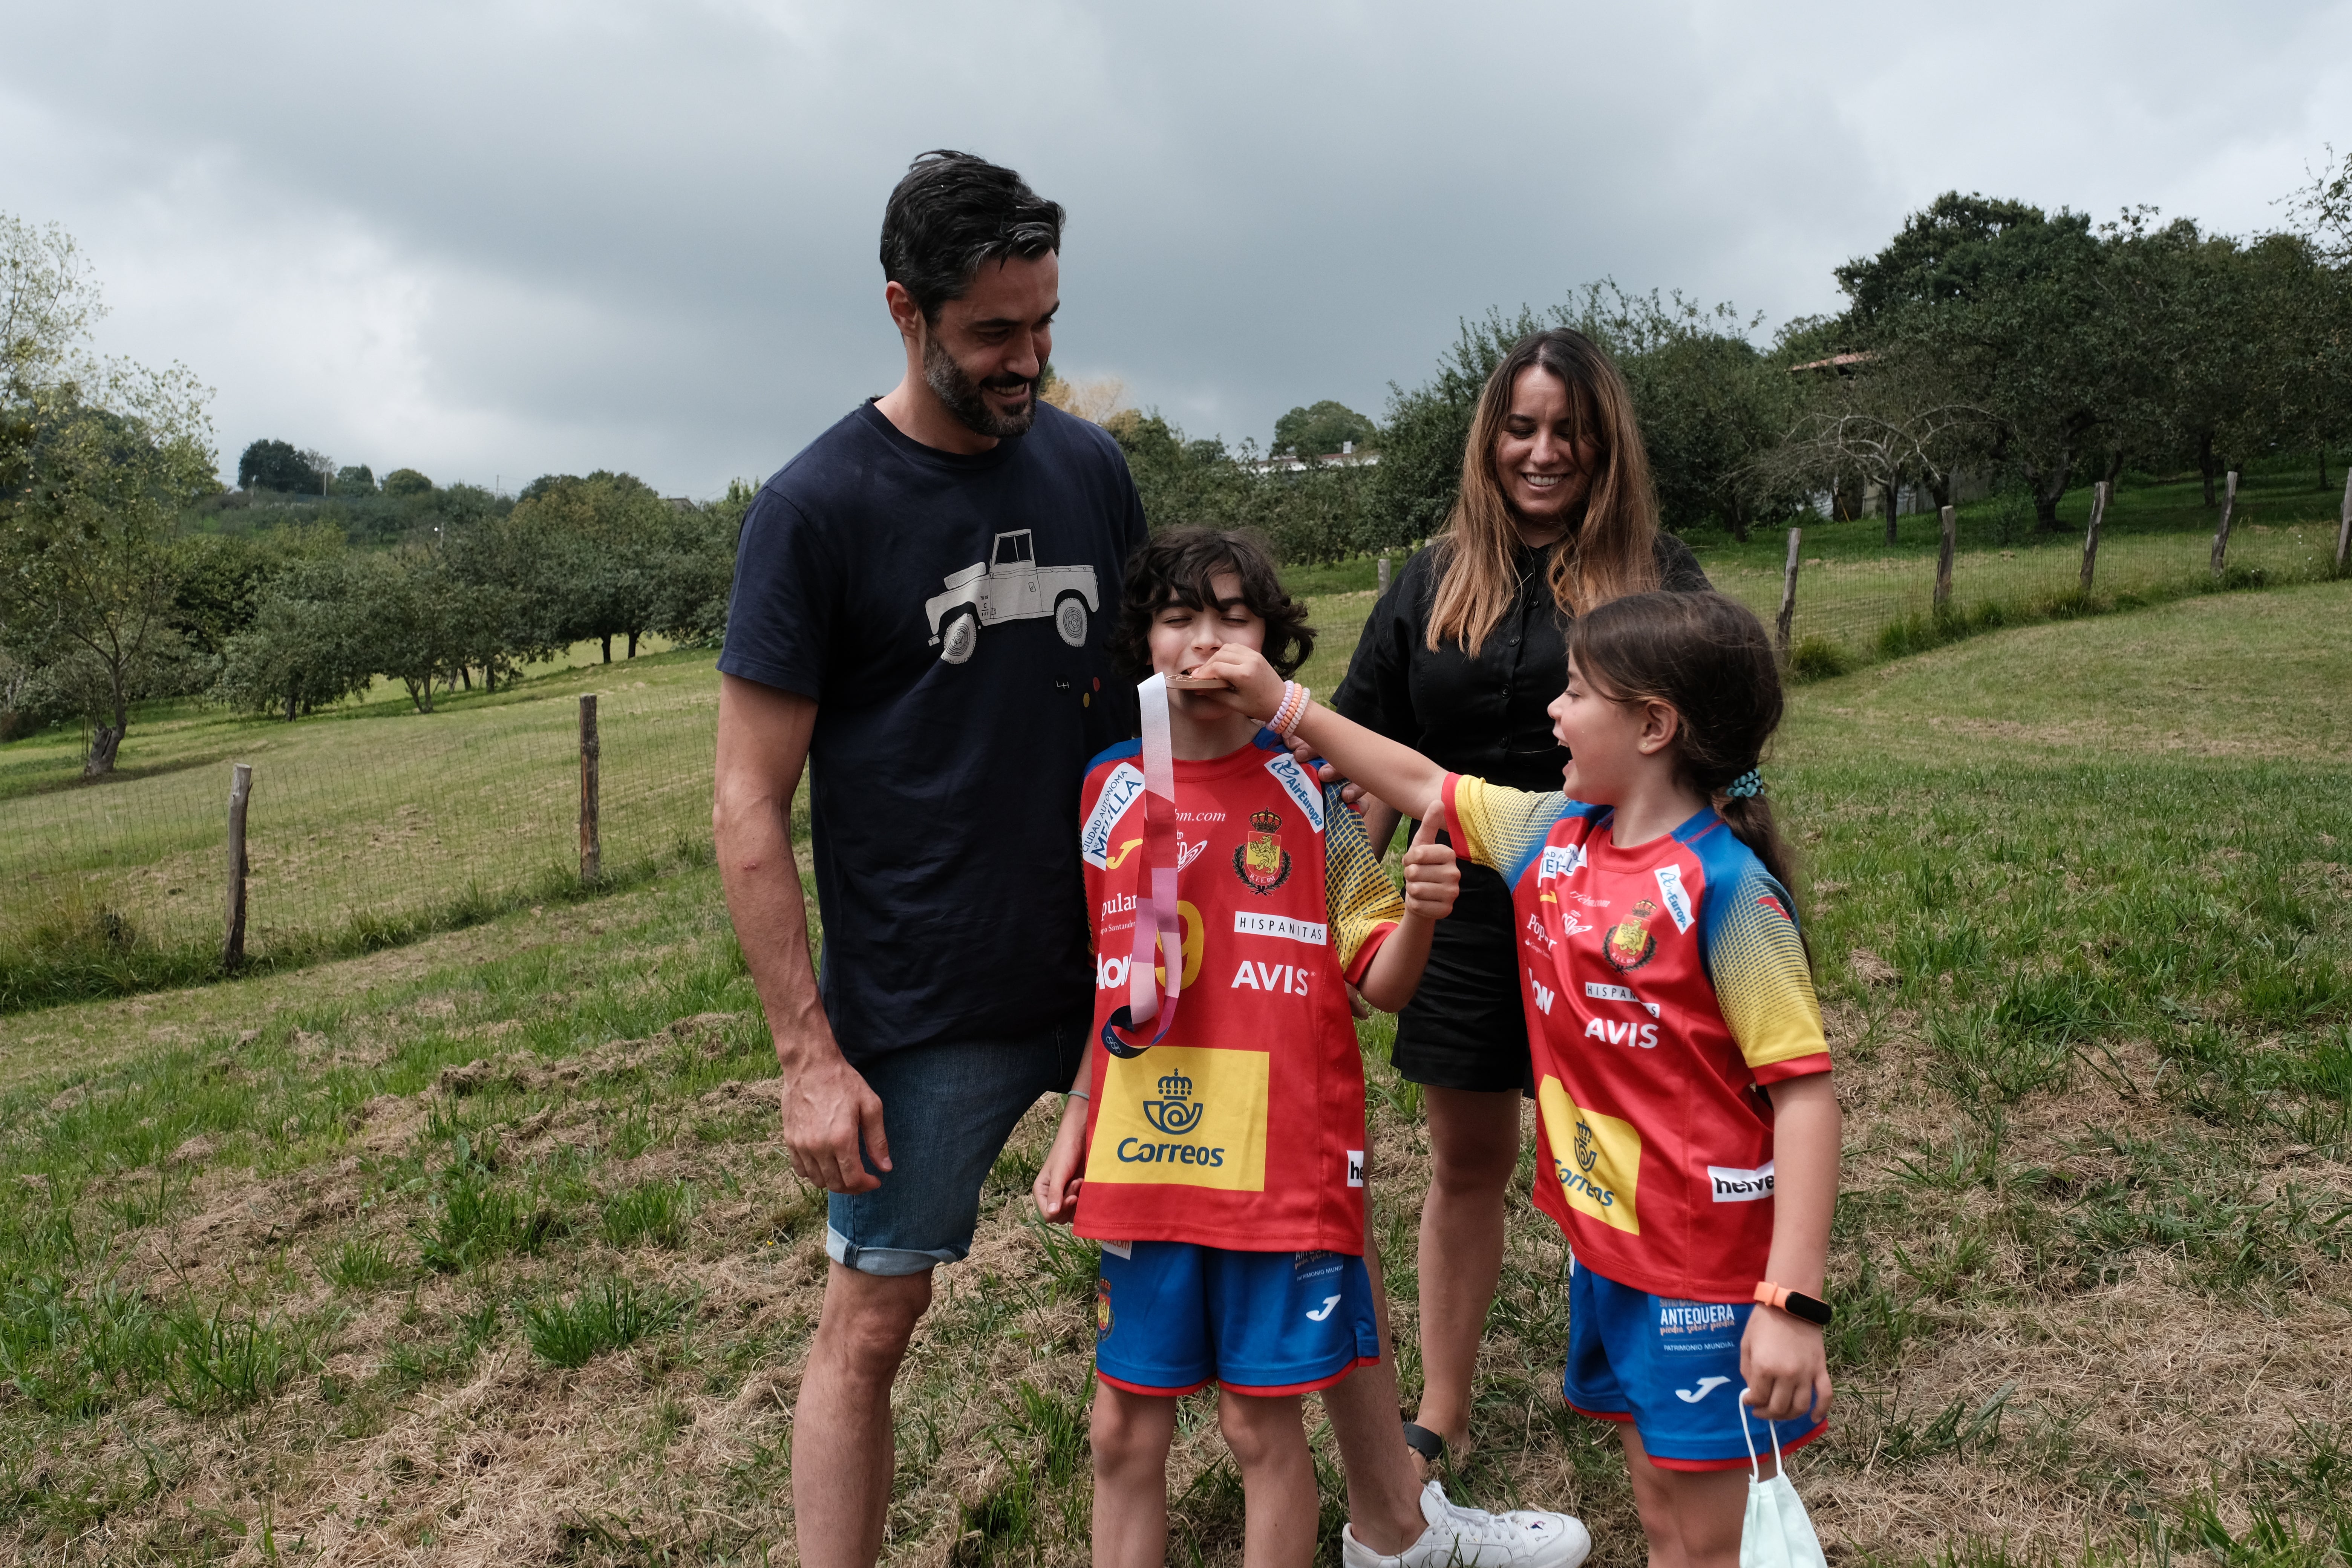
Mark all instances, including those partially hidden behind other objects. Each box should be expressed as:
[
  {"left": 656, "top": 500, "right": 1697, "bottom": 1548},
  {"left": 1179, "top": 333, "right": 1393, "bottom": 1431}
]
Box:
[{"left": 719, "top": 400, "right": 1147, "bottom": 1062}]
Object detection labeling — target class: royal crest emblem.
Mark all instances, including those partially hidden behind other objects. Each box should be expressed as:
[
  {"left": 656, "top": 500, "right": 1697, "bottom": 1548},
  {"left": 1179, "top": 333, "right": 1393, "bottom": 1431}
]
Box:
[
  {"left": 1233, "top": 809, "right": 1292, "bottom": 896},
  {"left": 1574, "top": 1118, "right": 1600, "bottom": 1173},
  {"left": 1095, "top": 1279, "right": 1113, "bottom": 1337},
  {"left": 1141, "top": 1069, "right": 1206, "bottom": 1136},
  {"left": 1604, "top": 899, "right": 1659, "bottom": 973}
]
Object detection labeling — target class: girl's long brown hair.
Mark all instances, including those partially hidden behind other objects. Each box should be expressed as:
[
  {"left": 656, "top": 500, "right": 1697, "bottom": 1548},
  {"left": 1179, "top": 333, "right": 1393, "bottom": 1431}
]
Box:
[
  {"left": 1569, "top": 592, "right": 1805, "bottom": 940},
  {"left": 1426, "top": 328, "right": 1663, "bottom": 656}
]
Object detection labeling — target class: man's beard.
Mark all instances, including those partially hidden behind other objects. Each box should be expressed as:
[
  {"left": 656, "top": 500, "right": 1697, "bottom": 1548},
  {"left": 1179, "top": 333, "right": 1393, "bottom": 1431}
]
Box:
[{"left": 924, "top": 332, "right": 1039, "bottom": 438}]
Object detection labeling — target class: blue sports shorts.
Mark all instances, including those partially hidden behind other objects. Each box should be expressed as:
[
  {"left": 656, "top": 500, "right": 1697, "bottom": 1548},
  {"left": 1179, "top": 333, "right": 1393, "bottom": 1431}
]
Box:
[
  {"left": 1094, "top": 1241, "right": 1382, "bottom": 1397},
  {"left": 824, "top": 1025, "right": 1085, "bottom": 1276},
  {"left": 1563, "top": 1260, "right": 1826, "bottom": 1472}
]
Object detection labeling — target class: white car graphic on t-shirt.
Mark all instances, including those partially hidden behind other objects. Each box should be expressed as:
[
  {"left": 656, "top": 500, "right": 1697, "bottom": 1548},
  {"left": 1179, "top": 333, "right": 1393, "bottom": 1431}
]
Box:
[{"left": 924, "top": 530, "right": 1099, "bottom": 663}]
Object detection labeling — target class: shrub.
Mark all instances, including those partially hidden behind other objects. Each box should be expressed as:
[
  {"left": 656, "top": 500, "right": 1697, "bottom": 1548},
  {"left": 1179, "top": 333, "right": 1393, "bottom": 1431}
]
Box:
[{"left": 1786, "top": 634, "right": 1854, "bottom": 681}]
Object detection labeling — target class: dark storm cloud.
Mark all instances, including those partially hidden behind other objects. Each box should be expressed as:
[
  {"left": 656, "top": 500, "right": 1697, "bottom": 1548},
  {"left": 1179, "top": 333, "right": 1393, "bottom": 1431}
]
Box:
[{"left": 3, "top": 1, "right": 2347, "bottom": 494}]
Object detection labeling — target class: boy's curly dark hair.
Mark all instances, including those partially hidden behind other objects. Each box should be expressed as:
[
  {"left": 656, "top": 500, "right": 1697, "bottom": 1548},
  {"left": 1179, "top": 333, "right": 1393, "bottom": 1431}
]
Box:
[{"left": 1110, "top": 529, "right": 1315, "bottom": 681}]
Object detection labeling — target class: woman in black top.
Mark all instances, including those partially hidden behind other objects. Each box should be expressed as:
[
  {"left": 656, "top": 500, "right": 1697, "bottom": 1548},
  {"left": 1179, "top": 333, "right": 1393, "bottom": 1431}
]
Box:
[{"left": 1332, "top": 328, "right": 1709, "bottom": 1472}]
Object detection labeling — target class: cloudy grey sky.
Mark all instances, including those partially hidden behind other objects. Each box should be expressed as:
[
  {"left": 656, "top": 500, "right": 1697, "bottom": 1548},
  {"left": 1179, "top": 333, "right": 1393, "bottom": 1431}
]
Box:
[{"left": 6, "top": 1, "right": 2349, "bottom": 497}]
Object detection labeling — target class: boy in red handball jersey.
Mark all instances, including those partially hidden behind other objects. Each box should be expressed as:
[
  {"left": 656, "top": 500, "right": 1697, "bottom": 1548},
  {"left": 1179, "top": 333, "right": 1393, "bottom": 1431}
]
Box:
[
  {"left": 1194, "top": 591, "right": 1842, "bottom": 1568},
  {"left": 1036, "top": 530, "right": 1595, "bottom": 1568}
]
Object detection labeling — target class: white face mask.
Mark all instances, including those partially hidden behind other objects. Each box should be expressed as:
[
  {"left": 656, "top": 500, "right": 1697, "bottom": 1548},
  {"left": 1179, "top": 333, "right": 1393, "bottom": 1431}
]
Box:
[{"left": 1740, "top": 1401, "right": 1829, "bottom": 1568}]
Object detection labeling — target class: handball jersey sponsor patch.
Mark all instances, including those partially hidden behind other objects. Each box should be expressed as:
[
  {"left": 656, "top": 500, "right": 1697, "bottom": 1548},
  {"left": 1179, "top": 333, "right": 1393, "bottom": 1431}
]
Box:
[{"left": 1084, "top": 1045, "right": 1270, "bottom": 1194}]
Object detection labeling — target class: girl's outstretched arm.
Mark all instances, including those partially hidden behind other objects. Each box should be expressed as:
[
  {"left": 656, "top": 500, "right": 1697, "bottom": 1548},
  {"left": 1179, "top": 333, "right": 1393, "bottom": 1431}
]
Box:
[
  {"left": 1192, "top": 646, "right": 1449, "bottom": 821},
  {"left": 1741, "top": 1073, "right": 1840, "bottom": 1422}
]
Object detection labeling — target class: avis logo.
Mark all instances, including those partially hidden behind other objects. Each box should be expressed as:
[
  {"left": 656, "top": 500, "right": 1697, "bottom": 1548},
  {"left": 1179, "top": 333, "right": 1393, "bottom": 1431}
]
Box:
[{"left": 1141, "top": 1069, "right": 1206, "bottom": 1136}]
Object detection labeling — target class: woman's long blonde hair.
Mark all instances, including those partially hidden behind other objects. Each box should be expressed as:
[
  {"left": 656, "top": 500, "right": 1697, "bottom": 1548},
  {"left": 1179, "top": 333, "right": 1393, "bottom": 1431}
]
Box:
[{"left": 1425, "top": 329, "right": 1663, "bottom": 655}]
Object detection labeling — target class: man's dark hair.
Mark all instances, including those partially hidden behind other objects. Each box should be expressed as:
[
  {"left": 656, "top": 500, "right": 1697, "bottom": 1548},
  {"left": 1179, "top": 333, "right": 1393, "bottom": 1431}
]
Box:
[
  {"left": 880, "top": 151, "right": 1066, "bottom": 323},
  {"left": 1112, "top": 529, "right": 1315, "bottom": 680}
]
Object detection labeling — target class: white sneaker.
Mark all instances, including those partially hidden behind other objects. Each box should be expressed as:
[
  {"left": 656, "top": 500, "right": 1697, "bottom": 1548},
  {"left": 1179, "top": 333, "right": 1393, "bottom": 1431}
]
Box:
[{"left": 1340, "top": 1480, "right": 1594, "bottom": 1568}]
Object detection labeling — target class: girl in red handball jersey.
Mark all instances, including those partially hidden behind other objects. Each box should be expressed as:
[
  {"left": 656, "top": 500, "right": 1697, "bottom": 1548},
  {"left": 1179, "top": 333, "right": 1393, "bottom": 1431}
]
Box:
[
  {"left": 1195, "top": 590, "right": 1841, "bottom": 1568},
  {"left": 1037, "top": 529, "right": 1595, "bottom": 1568}
]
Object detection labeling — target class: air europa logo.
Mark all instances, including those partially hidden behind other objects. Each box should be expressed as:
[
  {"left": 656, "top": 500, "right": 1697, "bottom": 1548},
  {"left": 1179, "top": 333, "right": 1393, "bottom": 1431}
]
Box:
[{"left": 1261, "top": 753, "right": 1325, "bottom": 831}]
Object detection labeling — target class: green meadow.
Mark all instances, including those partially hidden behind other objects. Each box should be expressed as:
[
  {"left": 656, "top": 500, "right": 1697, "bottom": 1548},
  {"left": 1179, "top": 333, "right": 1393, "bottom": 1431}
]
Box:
[{"left": 0, "top": 576, "right": 2344, "bottom": 1564}]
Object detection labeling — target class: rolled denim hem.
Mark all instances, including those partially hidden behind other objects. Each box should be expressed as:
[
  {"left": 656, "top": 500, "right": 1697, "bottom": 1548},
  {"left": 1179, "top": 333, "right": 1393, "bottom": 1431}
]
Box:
[{"left": 826, "top": 1224, "right": 959, "bottom": 1277}]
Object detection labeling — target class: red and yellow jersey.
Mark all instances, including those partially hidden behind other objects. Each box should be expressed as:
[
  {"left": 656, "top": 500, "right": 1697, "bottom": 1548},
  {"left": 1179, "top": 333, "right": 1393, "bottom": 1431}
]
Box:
[
  {"left": 1443, "top": 774, "right": 1830, "bottom": 1301},
  {"left": 1074, "top": 732, "right": 1402, "bottom": 1254}
]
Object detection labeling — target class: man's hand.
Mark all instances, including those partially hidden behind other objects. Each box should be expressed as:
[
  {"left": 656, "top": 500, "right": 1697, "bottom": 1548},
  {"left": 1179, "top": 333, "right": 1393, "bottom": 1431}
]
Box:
[
  {"left": 780, "top": 1049, "right": 890, "bottom": 1194},
  {"left": 1033, "top": 1101, "right": 1090, "bottom": 1223},
  {"left": 1739, "top": 1305, "right": 1832, "bottom": 1424},
  {"left": 1400, "top": 802, "right": 1459, "bottom": 921}
]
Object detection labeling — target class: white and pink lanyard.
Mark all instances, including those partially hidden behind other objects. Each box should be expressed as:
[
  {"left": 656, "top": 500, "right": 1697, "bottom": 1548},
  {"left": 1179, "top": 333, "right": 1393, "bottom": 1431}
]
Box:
[{"left": 1102, "top": 674, "right": 1184, "bottom": 1058}]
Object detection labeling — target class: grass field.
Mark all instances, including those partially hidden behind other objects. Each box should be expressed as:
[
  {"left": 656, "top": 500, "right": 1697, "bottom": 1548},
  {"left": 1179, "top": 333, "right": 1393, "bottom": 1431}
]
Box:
[
  {"left": 0, "top": 577, "right": 2344, "bottom": 1565},
  {"left": 4, "top": 465, "right": 2338, "bottom": 1013}
]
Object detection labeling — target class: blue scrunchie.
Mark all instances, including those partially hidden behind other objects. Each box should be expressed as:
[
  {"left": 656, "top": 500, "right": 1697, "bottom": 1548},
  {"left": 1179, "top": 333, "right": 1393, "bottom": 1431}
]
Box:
[{"left": 1724, "top": 769, "right": 1763, "bottom": 799}]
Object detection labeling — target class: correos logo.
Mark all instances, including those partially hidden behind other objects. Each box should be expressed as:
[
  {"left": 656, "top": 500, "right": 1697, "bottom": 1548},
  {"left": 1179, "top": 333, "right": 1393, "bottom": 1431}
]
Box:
[
  {"left": 1121, "top": 1066, "right": 1225, "bottom": 1165},
  {"left": 1083, "top": 1046, "right": 1269, "bottom": 1193}
]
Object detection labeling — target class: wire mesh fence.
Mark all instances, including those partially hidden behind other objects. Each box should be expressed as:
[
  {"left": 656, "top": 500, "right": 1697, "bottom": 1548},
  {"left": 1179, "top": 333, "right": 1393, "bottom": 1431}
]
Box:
[
  {"left": 0, "top": 666, "right": 724, "bottom": 998},
  {"left": 1712, "top": 490, "right": 2347, "bottom": 664}
]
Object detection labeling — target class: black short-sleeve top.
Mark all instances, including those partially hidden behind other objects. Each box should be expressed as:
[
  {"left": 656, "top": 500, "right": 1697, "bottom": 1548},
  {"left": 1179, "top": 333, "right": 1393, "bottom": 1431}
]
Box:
[
  {"left": 718, "top": 400, "right": 1148, "bottom": 1063},
  {"left": 1334, "top": 533, "right": 1710, "bottom": 794},
  {"left": 1329, "top": 532, "right": 1710, "bottom": 1066}
]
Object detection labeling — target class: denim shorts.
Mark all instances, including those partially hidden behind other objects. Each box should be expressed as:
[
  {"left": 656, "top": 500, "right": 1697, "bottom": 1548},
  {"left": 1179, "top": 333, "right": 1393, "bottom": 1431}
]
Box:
[{"left": 824, "top": 1024, "right": 1086, "bottom": 1276}]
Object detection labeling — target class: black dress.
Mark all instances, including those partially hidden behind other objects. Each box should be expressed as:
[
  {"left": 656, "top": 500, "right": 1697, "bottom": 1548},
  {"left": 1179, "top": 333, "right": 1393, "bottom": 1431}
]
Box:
[{"left": 1331, "top": 533, "right": 1711, "bottom": 1092}]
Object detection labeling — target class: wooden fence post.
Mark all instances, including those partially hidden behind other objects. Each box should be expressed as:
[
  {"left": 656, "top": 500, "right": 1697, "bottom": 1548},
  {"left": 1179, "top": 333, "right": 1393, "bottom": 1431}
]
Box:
[
  {"left": 579, "top": 694, "right": 601, "bottom": 884},
  {"left": 1775, "top": 527, "right": 1801, "bottom": 656},
  {"left": 2080, "top": 481, "right": 2108, "bottom": 593},
  {"left": 1934, "top": 505, "right": 1956, "bottom": 611},
  {"left": 224, "top": 763, "right": 252, "bottom": 969},
  {"left": 2210, "top": 469, "right": 2238, "bottom": 577},
  {"left": 2336, "top": 468, "right": 2350, "bottom": 576},
  {"left": 1377, "top": 554, "right": 1390, "bottom": 595}
]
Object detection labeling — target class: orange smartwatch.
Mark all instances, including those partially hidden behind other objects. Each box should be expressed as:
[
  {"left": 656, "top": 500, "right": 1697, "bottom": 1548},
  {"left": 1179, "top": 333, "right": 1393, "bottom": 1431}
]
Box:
[{"left": 1754, "top": 1282, "right": 1833, "bottom": 1326}]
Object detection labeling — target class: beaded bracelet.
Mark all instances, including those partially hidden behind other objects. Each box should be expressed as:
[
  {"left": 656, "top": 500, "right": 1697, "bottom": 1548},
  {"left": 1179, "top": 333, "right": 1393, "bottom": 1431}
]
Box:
[{"left": 1271, "top": 681, "right": 1312, "bottom": 738}]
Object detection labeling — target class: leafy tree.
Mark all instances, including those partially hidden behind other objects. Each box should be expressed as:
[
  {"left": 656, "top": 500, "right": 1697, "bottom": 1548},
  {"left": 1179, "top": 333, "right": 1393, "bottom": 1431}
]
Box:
[
  {"left": 237, "top": 438, "right": 314, "bottom": 493},
  {"left": 332, "top": 463, "right": 376, "bottom": 496},
  {"left": 1110, "top": 414, "right": 1374, "bottom": 564},
  {"left": 0, "top": 212, "right": 216, "bottom": 774},
  {"left": 504, "top": 472, "right": 681, "bottom": 660},
  {"left": 359, "top": 552, "right": 509, "bottom": 714},
  {"left": 168, "top": 527, "right": 333, "bottom": 658},
  {"left": 1836, "top": 193, "right": 2118, "bottom": 530},
  {"left": 382, "top": 467, "right": 434, "bottom": 498},
  {"left": 1271, "top": 400, "right": 1378, "bottom": 458},
  {"left": 212, "top": 555, "right": 379, "bottom": 720}
]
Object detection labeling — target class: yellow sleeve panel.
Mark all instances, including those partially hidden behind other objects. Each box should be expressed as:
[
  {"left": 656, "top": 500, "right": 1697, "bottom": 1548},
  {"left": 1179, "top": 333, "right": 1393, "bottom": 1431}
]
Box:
[
  {"left": 1705, "top": 867, "right": 1830, "bottom": 1079},
  {"left": 1444, "top": 773, "right": 1568, "bottom": 884},
  {"left": 1322, "top": 786, "right": 1405, "bottom": 981}
]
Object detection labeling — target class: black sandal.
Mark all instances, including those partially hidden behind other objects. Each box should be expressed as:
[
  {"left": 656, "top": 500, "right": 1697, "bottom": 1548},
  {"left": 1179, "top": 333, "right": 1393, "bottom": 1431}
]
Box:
[{"left": 1401, "top": 1421, "right": 1446, "bottom": 1469}]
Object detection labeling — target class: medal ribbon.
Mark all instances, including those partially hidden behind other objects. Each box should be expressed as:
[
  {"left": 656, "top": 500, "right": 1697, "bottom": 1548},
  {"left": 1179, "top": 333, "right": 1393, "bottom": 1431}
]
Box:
[{"left": 1102, "top": 674, "right": 1185, "bottom": 1057}]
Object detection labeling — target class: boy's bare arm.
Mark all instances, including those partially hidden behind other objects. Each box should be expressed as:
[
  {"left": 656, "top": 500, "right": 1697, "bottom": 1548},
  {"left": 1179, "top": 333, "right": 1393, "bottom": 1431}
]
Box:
[
  {"left": 1355, "top": 809, "right": 1458, "bottom": 1013},
  {"left": 1193, "top": 646, "right": 1450, "bottom": 820},
  {"left": 714, "top": 674, "right": 888, "bottom": 1194}
]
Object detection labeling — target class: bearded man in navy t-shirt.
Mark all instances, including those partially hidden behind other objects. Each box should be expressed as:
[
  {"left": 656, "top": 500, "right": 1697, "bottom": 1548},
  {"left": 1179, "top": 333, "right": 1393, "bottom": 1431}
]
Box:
[{"left": 713, "top": 151, "right": 1145, "bottom": 1565}]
